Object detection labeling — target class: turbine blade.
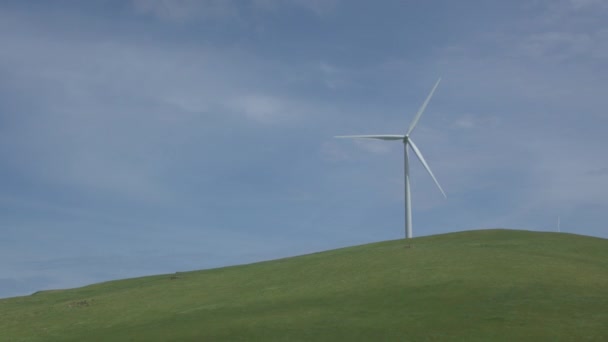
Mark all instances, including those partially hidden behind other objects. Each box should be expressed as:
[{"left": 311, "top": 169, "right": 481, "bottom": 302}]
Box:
[
  {"left": 408, "top": 138, "right": 447, "bottom": 198},
  {"left": 406, "top": 78, "right": 441, "bottom": 136},
  {"left": 335, "top": 135, "right": 405, "bottom": 140}
]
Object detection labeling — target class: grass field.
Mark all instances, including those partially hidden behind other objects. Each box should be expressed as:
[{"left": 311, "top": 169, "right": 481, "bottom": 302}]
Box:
[{"left": 1, "top": 229, "right": 607, "bottom": 341}]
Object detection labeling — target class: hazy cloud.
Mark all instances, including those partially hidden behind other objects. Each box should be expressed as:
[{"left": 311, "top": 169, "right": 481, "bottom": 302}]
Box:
[
  {"left": 132, "top": 0, "right": 340, "bottom": 21},
  {"left": 229, "top": 94, "right": 291, "bottom": 124},
  {"left": 132, "top": 0, "right": 238, "bottom": 21},
  {"left": 588, "top": 167, "right": 608, "bottom": 176},
  {"left": 253, "top": 0, "right": 340, "bottom": 15},
  {"left": 1, "top": 0, "right": 607, "bottom": 299}
]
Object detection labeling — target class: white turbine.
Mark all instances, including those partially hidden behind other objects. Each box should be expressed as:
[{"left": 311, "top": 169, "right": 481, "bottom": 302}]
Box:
[{"left": 336, "top": 78, "right": 446, "bottom": 239}]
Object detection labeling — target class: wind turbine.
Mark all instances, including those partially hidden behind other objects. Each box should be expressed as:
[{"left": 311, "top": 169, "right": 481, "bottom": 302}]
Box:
[{"left": 336, "top": 78, "right": 446, "bottom": 239}]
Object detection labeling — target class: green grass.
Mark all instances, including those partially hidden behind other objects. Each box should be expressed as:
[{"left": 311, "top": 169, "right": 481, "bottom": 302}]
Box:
[{"left": 1, "top": 229, "right": 607, "bottom": 341}]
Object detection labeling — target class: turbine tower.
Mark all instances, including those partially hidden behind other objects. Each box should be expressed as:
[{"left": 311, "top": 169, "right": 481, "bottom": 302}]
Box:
[{"left": 336, "top": 78, "right": 446, "bottom": 239}]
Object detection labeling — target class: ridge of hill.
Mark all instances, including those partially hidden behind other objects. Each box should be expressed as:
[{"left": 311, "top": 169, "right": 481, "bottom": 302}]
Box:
[{"left": 1, "top": 229, "right": 607, "bottom": 341}]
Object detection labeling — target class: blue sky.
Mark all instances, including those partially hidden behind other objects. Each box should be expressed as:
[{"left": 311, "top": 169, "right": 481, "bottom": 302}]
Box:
[{"left": 1, "top": 0, "right": 607, "bottom": 298}]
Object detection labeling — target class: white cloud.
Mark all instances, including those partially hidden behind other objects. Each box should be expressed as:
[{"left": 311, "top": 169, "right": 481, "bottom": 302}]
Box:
[
  {"left": 252, "top": 0, "right": 340, "bottom": 15},
  {"left": 132, "top": 0, "right": 339, "bottom": 21},
  {"left": 511, "top": 30, "right": 608, "bottom": 63},
  {"left": 321, "top": 141, "right": 351, "bottom": 162},
  {"left": 452, "top": 114, "right": 500, "bottom": 130},
  {"left": 588, "top": 167, "right": 608, "bottom": 176},
  {"left": 0, "top": 9, "right": 309, "bottom": 205},
  {"left": 352, "top": 139, "right": 395, "bottom": 155},
  {"left": 453, "top": 114, "right": 476, "bottom": 129},
  {"left": 518, "top": 32, "right": 592, "bottom": 60},
  {"left": 530, "top": 142, "right": 608, "bottom": 205},
  {"left": 132, "top": 0, "right": 238, "bottom": 21},
  {"left": 533, "top": 0, "right": 608, "bottom": 23},
  {"left": 563, "top": 0, "right": 608, "bottom": 10},
  {"left": 229, "top": 94, "right": 290, "bottom": 124}
]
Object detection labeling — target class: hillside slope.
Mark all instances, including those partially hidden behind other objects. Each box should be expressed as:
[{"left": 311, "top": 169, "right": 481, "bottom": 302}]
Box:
[{"left": 1, "top": 229, "right": 607, "bottom": 341}]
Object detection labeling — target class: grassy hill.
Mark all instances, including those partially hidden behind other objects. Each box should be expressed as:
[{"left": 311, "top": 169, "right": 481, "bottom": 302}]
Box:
[{"left": 1, "top": 229, "right": 607, "bottom": 341}]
